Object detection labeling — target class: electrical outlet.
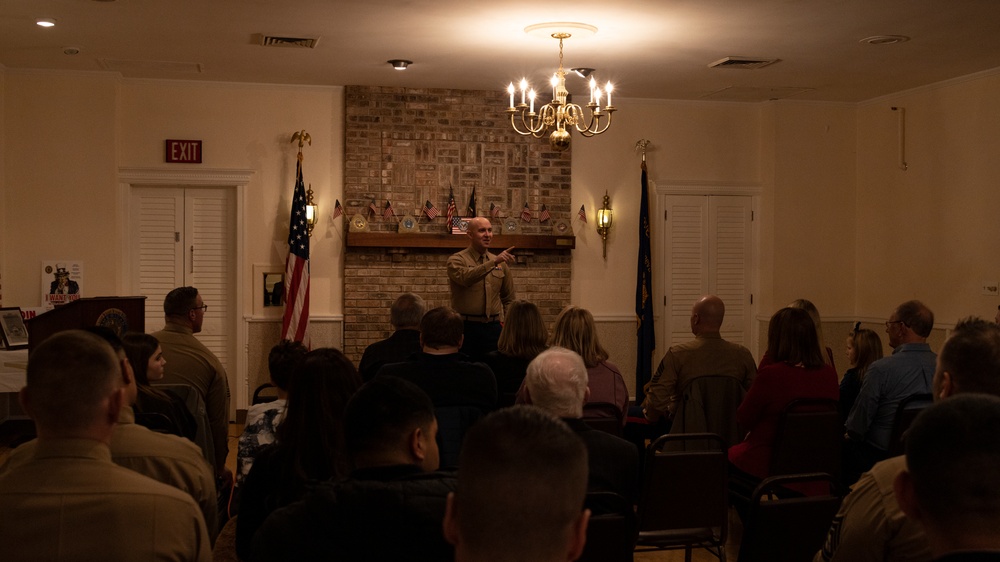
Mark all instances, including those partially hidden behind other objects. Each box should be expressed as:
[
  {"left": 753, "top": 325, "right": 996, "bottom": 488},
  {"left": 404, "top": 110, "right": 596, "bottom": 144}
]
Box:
[{"left": 982, "top": 281, "right": 999, "bottom": 296}]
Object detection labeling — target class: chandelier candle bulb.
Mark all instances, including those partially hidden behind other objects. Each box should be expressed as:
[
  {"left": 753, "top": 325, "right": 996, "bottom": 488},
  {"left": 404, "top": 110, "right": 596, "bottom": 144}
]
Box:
[{"left": 505, "top": 24, "right": 616, "bottom": 151}]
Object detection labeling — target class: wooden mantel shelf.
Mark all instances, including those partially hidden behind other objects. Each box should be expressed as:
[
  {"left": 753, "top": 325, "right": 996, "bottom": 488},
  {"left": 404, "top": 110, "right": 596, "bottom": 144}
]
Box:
[{"left": 346, "top": 232, "right": 575, "bottom": 250}]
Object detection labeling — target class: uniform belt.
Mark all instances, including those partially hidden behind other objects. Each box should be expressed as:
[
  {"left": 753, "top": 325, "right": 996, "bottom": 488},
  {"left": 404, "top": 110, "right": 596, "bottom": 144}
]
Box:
[{"left": 462, "top": 314, "right": 500, "bottom": 323}]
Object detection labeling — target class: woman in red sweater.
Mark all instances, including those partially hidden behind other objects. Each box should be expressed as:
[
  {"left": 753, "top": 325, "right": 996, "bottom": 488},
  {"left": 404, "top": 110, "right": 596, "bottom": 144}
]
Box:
[{"left": 729, "top": 307, "right": 839, "bottom": 479}]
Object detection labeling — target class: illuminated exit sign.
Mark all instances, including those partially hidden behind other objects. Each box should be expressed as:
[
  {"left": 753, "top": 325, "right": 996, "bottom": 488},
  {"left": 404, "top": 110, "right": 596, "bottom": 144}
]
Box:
[{"left": 165, "top": 139, "right": 203, "bottom": 163}]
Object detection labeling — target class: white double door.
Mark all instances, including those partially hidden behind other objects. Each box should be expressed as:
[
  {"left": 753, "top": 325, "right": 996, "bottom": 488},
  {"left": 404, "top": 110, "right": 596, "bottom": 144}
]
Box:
[
  {"left": 129, "top": 186, "right": 237, "bottom": 392},
  {"left": 661, "top": 194, "right": 755, "bottom": 349}
]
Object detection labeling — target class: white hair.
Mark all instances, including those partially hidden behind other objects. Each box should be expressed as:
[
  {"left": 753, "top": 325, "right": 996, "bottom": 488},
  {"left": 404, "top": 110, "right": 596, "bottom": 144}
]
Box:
[{"left": 525, "top": 346, "right": 588, "bottom": 418}]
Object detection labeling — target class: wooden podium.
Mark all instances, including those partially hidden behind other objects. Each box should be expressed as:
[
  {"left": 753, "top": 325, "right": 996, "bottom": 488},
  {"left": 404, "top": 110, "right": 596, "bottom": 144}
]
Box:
[{"left": 26, "top": 297, "right": 147, "bottom": 353}]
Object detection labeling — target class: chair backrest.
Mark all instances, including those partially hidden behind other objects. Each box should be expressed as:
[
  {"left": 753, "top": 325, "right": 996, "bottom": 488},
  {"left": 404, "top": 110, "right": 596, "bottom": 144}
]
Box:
[
  {"left": 737, "top": 473, "right": 845, "bottom": 562},
  {"left": 252, "top": 382, "right": 279, "bottom": 405},
  {"left": 156, "top": 383, "right": 216, "bottom": 470},
  {"left": 637, "top": 433, "right": 728, "bottom": 539},
  {"left": 668, "top": 375, "right": 747, "bottom": 449},
  {"left": 434, "top": 405, "right": 485, "bottom": 470},
  {"left": 770, "top": 398, "right": 841, "bottom": 479},
  {"left": 888, "top": 393, "right": 933, "bottom": 456},
  {"left": 578, "top": 491, "right": 637, "bottom": 562}
]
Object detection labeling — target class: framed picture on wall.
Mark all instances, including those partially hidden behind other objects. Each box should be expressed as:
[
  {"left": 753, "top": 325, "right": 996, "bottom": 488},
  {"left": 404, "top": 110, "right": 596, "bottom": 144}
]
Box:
[
  {"left": 0, "top": 307, "right": 29, "bottom": 350},
  {"left": 451, "top": 216, "right": 470, "bottom": 234}
]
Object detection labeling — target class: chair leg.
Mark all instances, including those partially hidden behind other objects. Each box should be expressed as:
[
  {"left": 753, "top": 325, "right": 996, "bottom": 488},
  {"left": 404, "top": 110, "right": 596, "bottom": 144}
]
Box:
[{"left": 685, "top": 547, "right": 693, "bottom": 562}]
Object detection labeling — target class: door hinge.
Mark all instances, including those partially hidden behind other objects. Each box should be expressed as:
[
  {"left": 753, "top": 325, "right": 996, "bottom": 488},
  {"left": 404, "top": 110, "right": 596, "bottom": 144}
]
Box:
[
  {"left": 664, "top": 209, "right": 668, "bottom": 221},
  {"left": 750, "top": 294, "right": 754, "bottom": 304},
  {"left": 174, "top": 232, "right": 180, "bottom": 242}
]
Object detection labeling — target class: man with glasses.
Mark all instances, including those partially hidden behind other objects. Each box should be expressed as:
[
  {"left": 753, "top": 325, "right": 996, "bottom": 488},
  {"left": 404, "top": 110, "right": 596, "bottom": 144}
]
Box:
[
  {"left": 844, "top": 300, "right": 936, "bottom": 482},
  {"left": 154, "top": 286, "right": 231, "bottom": 482}
]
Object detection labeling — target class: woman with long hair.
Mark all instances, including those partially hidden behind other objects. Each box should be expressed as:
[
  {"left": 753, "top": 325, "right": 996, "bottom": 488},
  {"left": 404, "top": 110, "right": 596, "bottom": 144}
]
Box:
[
  {"left": 236, "top": 346, "right": 363, "bottom": 560},
  {"left": 483, "top": 300, "right": 548, "bottom": 407},
  {"left": 839, "top": 326, "right": 884, "bottom": 423},
  {"left": 121, "top": 332, "right": 197, "bottom": 440},
  {"left": 728, "top": 307, "right": 839, "bottom": 479},
  {"left": 547, "top": 305, "right": 629, "bottom": 422}
]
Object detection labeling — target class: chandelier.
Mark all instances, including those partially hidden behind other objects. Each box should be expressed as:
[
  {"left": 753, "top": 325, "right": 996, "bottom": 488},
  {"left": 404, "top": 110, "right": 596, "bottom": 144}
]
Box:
[{"left": 506, "top": 24, "right": 616, "bottom": 151}]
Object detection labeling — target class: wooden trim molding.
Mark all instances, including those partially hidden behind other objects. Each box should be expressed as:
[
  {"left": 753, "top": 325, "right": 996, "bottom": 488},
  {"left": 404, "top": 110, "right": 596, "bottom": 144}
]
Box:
[{"left": 345, "top": 232, "right": 576, "bottom": 250}]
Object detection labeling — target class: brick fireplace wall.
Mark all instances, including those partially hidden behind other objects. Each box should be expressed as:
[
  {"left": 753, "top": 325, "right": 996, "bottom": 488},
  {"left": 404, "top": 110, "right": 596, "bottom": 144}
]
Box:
[{"left": 342, "top": 86, "right": 574, "bottom": 362}]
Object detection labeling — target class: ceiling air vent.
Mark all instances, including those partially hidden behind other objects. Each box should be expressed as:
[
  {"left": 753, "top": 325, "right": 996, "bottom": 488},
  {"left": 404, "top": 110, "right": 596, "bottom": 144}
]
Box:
[
  {"left": 258, "top": 35, "right": 320, "bottom": 49},
  {"left": 708, "top": 57, "right": 779, "bottom": 70}
]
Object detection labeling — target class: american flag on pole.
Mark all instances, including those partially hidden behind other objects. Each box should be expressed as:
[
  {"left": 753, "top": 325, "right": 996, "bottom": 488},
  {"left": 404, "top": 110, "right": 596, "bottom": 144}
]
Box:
[
  {"left": 423, "top": 200, "right": 440, "bottom": 220},
  {"left": 578, "top": 204, "right": 588, "bottom": 223},
  {"left": 539, "top": 204, "right": 551, "bottom": 223},
  {"left": 490, "top": 202, "right": 501, "bottom": 218},
  {"left": 368, "top": 198, "right": 378, "bottom": 216},
  {"left": 383, "top": 200, "right": 395, "bottom": 220},
  {"left": 330, "top": 199, "right": 344, "bottom": 220},
  {"left": 446, "top": 189, "right": 457, "bottom": 227},
  {"left": 521, "top": 203, "right": 532, "bottom": 222},
  {"left": 282, "top": 154, "right": 310, "bottom": 345}
]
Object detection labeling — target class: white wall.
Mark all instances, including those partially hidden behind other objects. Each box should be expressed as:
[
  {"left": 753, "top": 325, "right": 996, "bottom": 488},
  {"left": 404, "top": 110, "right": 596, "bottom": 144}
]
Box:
[{"left": 856, "top": 69, "right": 1000, "bottom": 325}]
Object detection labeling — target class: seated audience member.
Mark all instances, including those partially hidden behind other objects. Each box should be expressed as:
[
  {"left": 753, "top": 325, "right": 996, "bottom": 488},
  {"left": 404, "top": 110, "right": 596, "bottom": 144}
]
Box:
[
  {"left": 838, "top": 326, "right": 884, "bottom": 424},
  {"left": 377, "top": 306, "right": 498, "bottom": 468},
  {"left": 520, "top": 306, "right": 628, "bottom": 423},
  {"left": 845, "top": 300, "right": 936, "bottom": 481},
  {"left": 729, "top": 307, "right": 839, "bottom": 481},
  {"left": 0, "top": 330, "right": 211, "bottom": 561},
  {"left": 4, "top": 327, "right": 219, "bottom": 541},
  {"left": 250, "top": 376, "right": 457, "bottom": 561},
  {"left": 758, "top": 299, "right": 837, "bottom": 370},
  {"left": 483, "top": 299, "right": 548, "bottom": 407},
  {"left": 236, "top": 347, "right": 362, "bottom": 560},
  {"left": 816, "top": 317, "right": 1000, "bottom": 562},
  {"left": 122, "top": 331, "right": 198, "bottom": 440},
  {"left": 358, "top": 292, "right": 426, "bottom": 382},
  {"left": 525, "top": 346, "right": 639, "bottom": 504},
  {"left": 376, "top": 306, "right": 497, "bottom": 412},
  {"left": 640, "top": 294, "right": 756, "bottom": 430},
  {"left": 443, "top": 406, "right": 590, "bottom": 562},
  {"left": 236, "top": 339, "right": 307, "bottom": 487},
  {"left": 894, "top": 394, "right": 1000, "bottom": 562}
]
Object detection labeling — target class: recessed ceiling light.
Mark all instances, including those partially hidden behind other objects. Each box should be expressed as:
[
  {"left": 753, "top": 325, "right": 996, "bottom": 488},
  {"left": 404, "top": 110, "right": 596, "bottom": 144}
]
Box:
[
  {"left": 36, "top": 18, "right": 56, "bottom": 28},
  {"left": 63, "top": 47, "right": 81, "bottom": 55},
  {"left": 387, "top": 59, "right": 412, "bottom": 70},
  {"left": 860, "top": 35, "right": 910, "bottom": 46}
]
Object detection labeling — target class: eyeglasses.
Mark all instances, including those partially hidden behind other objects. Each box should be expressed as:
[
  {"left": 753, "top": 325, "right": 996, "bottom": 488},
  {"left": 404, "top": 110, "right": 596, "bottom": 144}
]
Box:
[
  {"left": 885, "top": 320, "right": 904, "bottom": 328},
  {"left": 191, "top": 305, "right": 208, "bottom": 312}
]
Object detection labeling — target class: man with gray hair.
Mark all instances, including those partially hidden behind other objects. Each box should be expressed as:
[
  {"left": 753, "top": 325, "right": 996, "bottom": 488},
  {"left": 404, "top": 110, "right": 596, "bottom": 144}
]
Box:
[
  {"left": 0, "top": 330, "right": 211, "bottom": 561},
  {"left": 359, "top": 292, "right": 426, "bottom": 382},
  {"left": 846, "top": 299, "right": 936, "bottom": 479},
  {"left": 525, "top": 346, "right": 639, "bottom": 504}
]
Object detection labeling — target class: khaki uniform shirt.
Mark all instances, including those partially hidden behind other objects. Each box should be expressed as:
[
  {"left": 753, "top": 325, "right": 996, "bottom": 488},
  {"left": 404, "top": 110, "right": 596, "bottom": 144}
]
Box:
[
  {"left": 641, "top": 333, "right": 756, "bottom": 422},
  {"left": 153, "top": 322, "right": 231, "bottom": 469},
  {"left": 3, "top": 406, "right": 219, "bottom": 541},
  {"left": 815, "top": 455, "right": 931, "bottom": 562},
  {"left": 447, "top": 246, "right": 515, "bottom": 320},
  {"left": 0, "top": 439, "right": 212, "bottom": 562}
]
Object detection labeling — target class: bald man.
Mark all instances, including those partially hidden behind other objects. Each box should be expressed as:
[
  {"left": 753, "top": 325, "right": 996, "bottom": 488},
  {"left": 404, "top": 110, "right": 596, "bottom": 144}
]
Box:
[
  {"left": 446, "top": 217, "right": 516, "bottom": 359},
  {"left": 641, "top": 295, "right": 756, "bottom": 424}
]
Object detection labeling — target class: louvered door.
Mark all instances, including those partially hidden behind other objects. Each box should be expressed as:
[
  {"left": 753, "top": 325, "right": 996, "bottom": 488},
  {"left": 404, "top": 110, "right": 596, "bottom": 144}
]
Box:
[
  {"left": 663, "top": 195, "right": 752, "bottom": 347},
  {"left": 130, "top": 186, "right": 236, "bottom": 379}
]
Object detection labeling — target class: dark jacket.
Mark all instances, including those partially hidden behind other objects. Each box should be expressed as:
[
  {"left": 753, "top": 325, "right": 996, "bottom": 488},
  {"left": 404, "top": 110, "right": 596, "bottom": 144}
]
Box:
[
  {"left": 358, "top": 329, "right": 422, "bottom": 382},
  {"left": 250, "top": 465, "right": 457, "bottom": 562}
]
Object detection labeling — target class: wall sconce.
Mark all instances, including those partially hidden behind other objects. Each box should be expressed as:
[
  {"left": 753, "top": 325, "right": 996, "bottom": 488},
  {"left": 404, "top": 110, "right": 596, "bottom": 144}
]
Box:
[
  {"left": 596, "top": 191, "right": 613, "bottom": 259},
  {"left": 305, "top": 183, "right": 318, "bottom": 236}
]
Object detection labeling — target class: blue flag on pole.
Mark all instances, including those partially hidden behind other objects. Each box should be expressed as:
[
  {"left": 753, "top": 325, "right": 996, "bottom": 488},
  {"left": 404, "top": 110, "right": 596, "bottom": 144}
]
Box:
[{"left": 635, "top": 159, "right": 655, "bottom": 404}]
